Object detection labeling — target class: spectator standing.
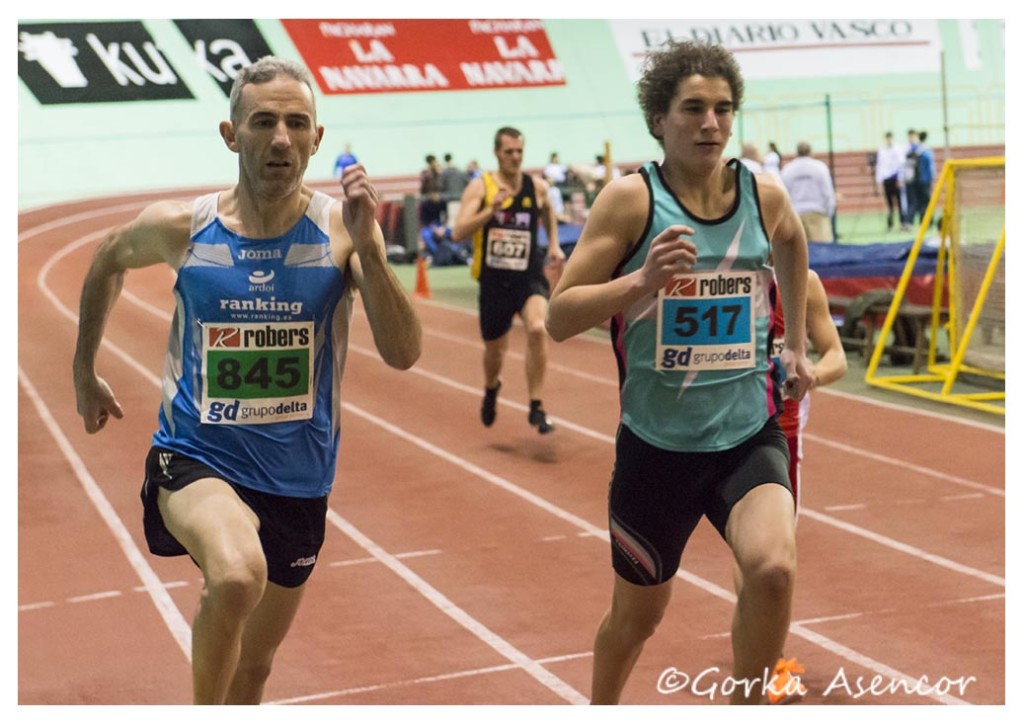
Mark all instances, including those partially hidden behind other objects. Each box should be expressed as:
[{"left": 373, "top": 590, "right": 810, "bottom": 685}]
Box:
[
  {"left": 908, "top": 131, "right": 936, "bottom": 226},
  {"left": 739, "top": 142, "right": 764, "bottom": 173},
  {"left": 763, "top": 141, "right": 783, "bottom": 180},
  {"left": 419, "top": 154, "right": 446, "bottom": 227},
  {"left": 440, "top": 153, "right": 468, "bottom": 202},
  {"left": 780, "top": 141, "right": 836, "bottom": 242},
  {"left": 440, "top": 152, "right": 470, "bottom": 226},
  {"left": 333, "top": 142, "right": 358, "bottom": 179},
  {"left": 874, "top": 132, "right": 910, "bottom": 232},
  {"left": 901, "top": 129, "right": 921, "bottom": 227},
  {"left": 543, "top": 152, "right": 569, "bottom": 188}
]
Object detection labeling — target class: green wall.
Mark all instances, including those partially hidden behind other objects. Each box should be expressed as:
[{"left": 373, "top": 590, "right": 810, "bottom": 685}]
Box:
[{"left": 18, "top": 18, "right": 1004, "bottom": 210}]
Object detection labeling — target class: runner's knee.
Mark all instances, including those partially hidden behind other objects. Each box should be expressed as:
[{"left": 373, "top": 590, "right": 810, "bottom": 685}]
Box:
[
  {"left": 205, "top": 555, "right": 268, "bottom": 614},
  {"left": 609, "top": 593, "right": 670, "bottom": 643},
  {"left": 739, "top": 556, "right": 795, "bottom": 601}
]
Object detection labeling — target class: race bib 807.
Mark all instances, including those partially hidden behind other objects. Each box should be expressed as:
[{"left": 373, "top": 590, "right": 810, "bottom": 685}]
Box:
[{"left": 200, "top": 321, "right": 314, "bottom": 424}]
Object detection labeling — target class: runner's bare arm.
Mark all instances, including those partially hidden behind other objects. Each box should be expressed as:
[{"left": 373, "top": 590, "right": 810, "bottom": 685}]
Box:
[
  {"left": 760, "top": 182, "right": 812, "bottom": 400},
  {"left": 534, "top": 175, "right": 565, "bottom": 264},
  {"left": 337, "top": 165, "right": 422, "bottom": 370},
  {"left": 452, "top": 176, "right": 506, "bottom": 242},
  {"left": 805, "top": 269, "right": 847, "bottom": 388},
  {"left": 546, "top": 176, "right": 696, "bottom": 341},
  {"left": 73, "top": 200, "right": 192, "bottom": 433}
]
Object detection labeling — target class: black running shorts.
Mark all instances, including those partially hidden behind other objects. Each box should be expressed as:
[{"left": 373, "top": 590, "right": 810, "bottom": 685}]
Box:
[
  {"left": 478, "top": 274, "right": 550, "bottom": 341},
  {"left": 141, "top": 447, "right": 328, "bottom": 588}
]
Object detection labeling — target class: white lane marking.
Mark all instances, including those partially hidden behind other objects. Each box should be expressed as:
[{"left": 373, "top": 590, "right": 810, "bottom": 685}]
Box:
[
  {"left": 804, "top": 433, "right": 1004, "bottom": 497},
  {"left": 817, "top": 387, "right": 1005, "bottom": 434},
  {"left": 67, "top": 590, "right": 123, "bottom": 603},
  {"left": 414, "top": 296, "right": 1005, "bottom": 432},
  {"left": 799, "top": 508, "right": 1004, "bottom": 587},
  {"left": 267, "top": 650, "right": 594, "bottom": 705},
  {"left": 34, "top": 221, "right": 994, "bottom": 705},
  {"left": 18, "top": 201, "right": 151, "bottom": 243},
  {"left": 341, "top": 401, "right": 973, "bottom": 705},
  {"left": 18, "top": 367, "right": 192, "bottom": 660},
  {"left": 326, "top": 509, "right": 589, "bottom": 705}
]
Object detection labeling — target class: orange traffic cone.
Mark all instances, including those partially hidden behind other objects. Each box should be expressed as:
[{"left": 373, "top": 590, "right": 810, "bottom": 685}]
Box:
[{"left": 414, "top": 254, "right": 432, "bottom": 299}]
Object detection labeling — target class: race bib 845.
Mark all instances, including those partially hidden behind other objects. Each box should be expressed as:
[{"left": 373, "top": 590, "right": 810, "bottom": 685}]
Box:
[{"left": 200, "top": 321, "right": 314, "bottom": 424}]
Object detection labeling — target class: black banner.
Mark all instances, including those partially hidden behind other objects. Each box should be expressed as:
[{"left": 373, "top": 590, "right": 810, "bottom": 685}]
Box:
[
  {"left": 18, "top": 21, "right": 193, "bottom": 105},
  {"left": 173, "top": 20, "right": 275, "bottom": 97}
]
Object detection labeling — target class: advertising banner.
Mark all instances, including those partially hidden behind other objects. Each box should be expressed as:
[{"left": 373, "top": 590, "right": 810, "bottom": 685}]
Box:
[
  {"left": 610, "top": 19, "right": 943, "bottom": 81},
  {"left": 173, "top": 19, "right": 275, "bottom": 97},
  {"left": 281, "top": 19, "right": 565, "bottom": 95},
  {"left": 18, "top": 21, "right": 193, "bottom": 104}
]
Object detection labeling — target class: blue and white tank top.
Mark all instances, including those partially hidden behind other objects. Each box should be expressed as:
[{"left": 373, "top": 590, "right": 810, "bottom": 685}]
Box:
[
  {"left": 152, "top": 191, "right": 351, "bottom": 497},
  {"left": 611, "top": 160, "right": 781, "bottom": 452}
]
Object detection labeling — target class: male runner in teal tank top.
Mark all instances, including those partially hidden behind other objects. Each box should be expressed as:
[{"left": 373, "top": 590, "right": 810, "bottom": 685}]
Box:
[
  {"left": 548, "top": 40, "right": 812, "bottom": 704},
  {"left": 73, "top": 57, "right": 422, "bottom": 704}
]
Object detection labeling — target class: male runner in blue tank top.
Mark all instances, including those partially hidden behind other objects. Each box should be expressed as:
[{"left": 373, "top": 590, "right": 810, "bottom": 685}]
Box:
[
  {"left": 453, "top": 126, "right": 565, "bottom": 434},
  {"left": 547, "top": 40, "right": 812, "bottom": 704},
  {"left": 72, "top": 56, "right": 422, "bottom": 704}
]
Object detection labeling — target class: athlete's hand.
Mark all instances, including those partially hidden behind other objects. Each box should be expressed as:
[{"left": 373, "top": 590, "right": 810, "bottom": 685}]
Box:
[
  {"left": 639, "top": 225, "right": 698, "bottom": 293},
  {"left": 340, "top": 163, "right": 380, "bottom": 254},
  {"left": 75, "top": 374, "right": 124, "bottom": 434},
  {"left": 491, "top": 187, "right": 513, "bottom": 214},
  {"left": 780, "top": 348, "right": 813, "bottom": 402}
]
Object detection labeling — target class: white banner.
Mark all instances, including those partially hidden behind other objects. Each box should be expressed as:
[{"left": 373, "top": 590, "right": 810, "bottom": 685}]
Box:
[{"left": 610, "top": 19, "right": 942, "bottom": 81}]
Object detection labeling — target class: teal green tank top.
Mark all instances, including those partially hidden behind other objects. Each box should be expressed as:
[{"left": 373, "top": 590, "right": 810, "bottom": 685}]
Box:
[{"left": 610, "top": 160, "right": 781, "bottom": 452}]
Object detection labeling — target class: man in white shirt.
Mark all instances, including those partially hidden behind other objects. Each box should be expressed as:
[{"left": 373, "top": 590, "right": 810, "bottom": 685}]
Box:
[
  {"left": 739, "top": 142, "right": 764, "bottom": 174},
  {"left": 780, "top": 141, "right": 836, "bottom": 242},
  {"left": 543, "top": 152, "right": 568, "bottom": 187},
  {"left": 874, "top": 132, "right": 909, "bottom": 232}
]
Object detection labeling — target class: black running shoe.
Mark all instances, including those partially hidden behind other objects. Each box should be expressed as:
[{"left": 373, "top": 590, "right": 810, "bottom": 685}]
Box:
[
  {"left": 481, "top": 382, "right": 501, "bottom": 427},
  {"left": 528, "top": 404, "right": 555, "bottom": 434}
]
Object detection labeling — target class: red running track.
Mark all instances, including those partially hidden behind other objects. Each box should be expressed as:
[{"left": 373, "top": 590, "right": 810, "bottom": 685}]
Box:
[{"left": 18, "top": 192, "right": 1005, "bottom": 706}]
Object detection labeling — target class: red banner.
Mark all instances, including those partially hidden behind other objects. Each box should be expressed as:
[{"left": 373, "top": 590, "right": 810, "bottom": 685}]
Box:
[{"left": 281, "top": 19, "right": 565, "bottom": 95}]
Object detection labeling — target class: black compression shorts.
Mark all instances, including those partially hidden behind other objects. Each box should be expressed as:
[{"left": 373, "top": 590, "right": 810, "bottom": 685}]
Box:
[{"left": 607, "top": 419, "right": 791, "bottom": 586}]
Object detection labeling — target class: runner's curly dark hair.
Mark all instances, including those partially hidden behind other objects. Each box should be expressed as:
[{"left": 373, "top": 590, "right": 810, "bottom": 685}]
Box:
[{"left": 637, "top": 40, "right": 744, "bottom": 146}]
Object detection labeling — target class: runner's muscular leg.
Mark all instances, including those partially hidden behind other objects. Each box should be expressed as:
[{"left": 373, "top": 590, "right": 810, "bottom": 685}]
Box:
[
  {"left": 483, "top": 333, "right": 509, "bottom": 388},
  {"left": 520, "top": 294, "right": 549, "bottom": 399},
  {"left": 226, "top": 581, "right": 306, "bottom": 704},
  {"left": 725, "top": 483, "right": 796, "bottom": 704},
  {"left": 591, "top": 574, "right": 673, "bottom": 704},
  {"left": 158, "top": 478, "right": 267, "bottom": 704}
]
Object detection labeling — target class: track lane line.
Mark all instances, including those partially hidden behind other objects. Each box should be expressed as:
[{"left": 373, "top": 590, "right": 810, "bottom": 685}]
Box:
[
  {"left": 18, "top": 366, "right": 193, "bottom": 660},
  {"left": 326, "top": 509, "right": 588, "bottom": 704},
  {"left": 339, "top": 399, "right": 972, "bottom": 705},
  {"left": 111, "top": 275, "right": 1006, "bottom": 594},
  {"left": 33, "top": 233, "right": 588, "bottom": 706},
  {"left": 33, "top": 223, "right": 994, "bottom": 705},
  {"left": 412, "top": 296, "right": 1005, "bottom": 434}
]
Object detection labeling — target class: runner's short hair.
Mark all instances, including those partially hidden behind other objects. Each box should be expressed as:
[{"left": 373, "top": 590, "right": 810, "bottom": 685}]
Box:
[{"left": 229, "top": 56, "right": 317, "bottom": 125}]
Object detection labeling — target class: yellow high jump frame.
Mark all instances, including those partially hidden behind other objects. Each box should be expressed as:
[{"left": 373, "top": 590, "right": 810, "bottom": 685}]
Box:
[{"left": 864, "top": 157, "right": 1005, "bottom": 415}]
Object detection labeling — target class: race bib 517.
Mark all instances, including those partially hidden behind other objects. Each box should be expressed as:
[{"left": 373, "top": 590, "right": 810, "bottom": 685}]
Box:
[{"left": 655, "top": 271, "right": 758, "bottom": 371}]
